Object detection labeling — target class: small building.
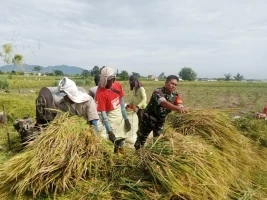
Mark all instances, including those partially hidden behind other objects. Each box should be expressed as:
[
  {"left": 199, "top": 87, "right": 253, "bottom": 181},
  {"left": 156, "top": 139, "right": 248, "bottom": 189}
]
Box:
[
  {"left": 148, "top": 75, "right": 155, "bottom": 79},
  {"left": 24, "top": 72, "right": 32, "bottom": 76}
]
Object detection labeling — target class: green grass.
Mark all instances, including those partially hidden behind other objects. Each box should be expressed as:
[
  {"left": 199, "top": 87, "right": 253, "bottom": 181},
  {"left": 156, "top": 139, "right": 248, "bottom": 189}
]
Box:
[
  {"left": 0, "top": 74, "right": 93, "bottom": 89},
  {"left": 1, "top": 75, "right": 267, "bottom": 199}
]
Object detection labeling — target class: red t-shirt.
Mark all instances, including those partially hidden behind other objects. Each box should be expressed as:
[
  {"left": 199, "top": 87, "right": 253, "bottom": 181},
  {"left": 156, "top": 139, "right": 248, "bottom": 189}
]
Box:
[{"left": 96, "top": 81, "right": 124, "bottom": 112}]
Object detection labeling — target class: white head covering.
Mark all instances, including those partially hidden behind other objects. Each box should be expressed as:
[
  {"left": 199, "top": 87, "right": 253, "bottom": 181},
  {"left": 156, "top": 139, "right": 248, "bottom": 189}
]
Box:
[
  {"left": 99, "top": 67, "right": 115, "bottom": 88},
  {"left": 58, "top": 77, "right": 90, "bottom": 103}
]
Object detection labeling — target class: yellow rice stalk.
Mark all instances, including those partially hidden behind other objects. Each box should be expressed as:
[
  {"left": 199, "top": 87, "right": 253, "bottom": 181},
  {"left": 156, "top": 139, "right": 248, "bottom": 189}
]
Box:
[
  {"left": 137, "top": 132, "right": 238, "bottom": 199},
  {"left": 0, "top": 112, "right": 114, "bottom": 199},
  {"left": 167, "top": 110, "right": 257, "bottom": 163},
  {"left": 1, "top": 109, "right": 266, "bottom": 199},
  {"left": 56, "top": 179, "right": 114, "bottom": 200},
  {"left": 135, "top": 110, "right": 265, "bottom": 199}
]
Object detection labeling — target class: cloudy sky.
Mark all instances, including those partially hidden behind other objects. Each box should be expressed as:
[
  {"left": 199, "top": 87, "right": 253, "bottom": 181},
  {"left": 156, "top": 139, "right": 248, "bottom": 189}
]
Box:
[{"left": 1, "top": 0, "right": 267, "bottom": 79}]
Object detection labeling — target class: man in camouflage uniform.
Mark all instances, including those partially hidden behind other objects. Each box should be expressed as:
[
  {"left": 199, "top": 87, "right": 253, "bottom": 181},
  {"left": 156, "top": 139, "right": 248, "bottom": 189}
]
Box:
[{"left": 134, "top": 75, "right": 188, "bottom": 150}]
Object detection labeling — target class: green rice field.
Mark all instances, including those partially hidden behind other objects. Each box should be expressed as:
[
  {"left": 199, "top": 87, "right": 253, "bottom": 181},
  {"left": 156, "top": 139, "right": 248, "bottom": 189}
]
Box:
[{"left": 0, "top": 74, "right": 267, "bottom": 200}]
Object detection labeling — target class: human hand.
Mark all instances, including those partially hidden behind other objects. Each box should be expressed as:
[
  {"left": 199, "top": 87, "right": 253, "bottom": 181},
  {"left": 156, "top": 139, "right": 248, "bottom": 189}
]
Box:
[
  {"left": 177, "top": 107, "right": 188, "bottom": 113},
  {"left": 124, "top": 119, "right": 131, "bottom": 132},
  {"left": 108, "top": 131, "right": 116, "bottom": 143},
  {"left": 256, "top": 113, "right": 267, "bottom": 119}
]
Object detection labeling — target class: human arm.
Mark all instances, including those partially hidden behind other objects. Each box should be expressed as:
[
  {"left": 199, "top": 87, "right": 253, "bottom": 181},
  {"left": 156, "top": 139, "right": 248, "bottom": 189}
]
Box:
[
  {"left": 127, "top": 93, "right": 133, "bottom": 109},
  {"left": 89, "top": 119, "right": 98, "bottom": 133},
  {"left": 153, "top": 90, "right": 187, "bottom": 113},
  {"left": 88, "top": 89, "right": 94, "bottom": 99},
  {"left": 120, "top": 97, "right": 131, "bottom": 132},
  {"left": 86, "top": 96, "right": 99, "bottom": 121},
  {"left": 101, "top": 111, "right": 111, "bottom": 132},
  {"left": 136, "top": 87, "right": 147, "bottom": 109},
  {"left": 101, "top": 111, "right": 116, "bottom": 142},
  {"left": 86, "top": 96, "right": 99, "bottom": 132},
  {"left": 120, "top": 97, "right": 128, "bottom": 120},
  {"left": 160, "top": 101, "right": 188, "bottom": 113}
]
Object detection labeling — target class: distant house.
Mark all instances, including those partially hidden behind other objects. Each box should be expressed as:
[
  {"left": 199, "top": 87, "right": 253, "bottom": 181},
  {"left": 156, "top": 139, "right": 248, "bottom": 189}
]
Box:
[
  {"left": 197, "top": 78, "right": 217, "bottom": 82},
  {"left": 197, "top": 78, "right": 208, "bottom": 81},
  {"left": 208, "top": 79, "right": 217, "bottom": 82},
  {"left": 148, "top": 75, "right": 155, "bottom": 79},
  {"left": 24, "top": 72, "right": 32, "bottom": 76}
]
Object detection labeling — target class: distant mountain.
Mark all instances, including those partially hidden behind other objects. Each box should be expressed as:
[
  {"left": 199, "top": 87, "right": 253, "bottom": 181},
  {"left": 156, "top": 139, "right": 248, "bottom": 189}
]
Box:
[
  {"left": 0, "top": 64, "right": 86, "bottom": 75},
  {"left": 0, "top": 64, "right": 36, "bottom": 73},
  {"left": 43, "top": 65, "right": 85, "bottom": 75}
]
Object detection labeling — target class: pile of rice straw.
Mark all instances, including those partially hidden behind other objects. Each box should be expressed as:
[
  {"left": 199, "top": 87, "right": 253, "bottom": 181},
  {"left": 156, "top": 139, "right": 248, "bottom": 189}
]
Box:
[{"left": 1, "top": 110, "right": 266, "bottom": 200}]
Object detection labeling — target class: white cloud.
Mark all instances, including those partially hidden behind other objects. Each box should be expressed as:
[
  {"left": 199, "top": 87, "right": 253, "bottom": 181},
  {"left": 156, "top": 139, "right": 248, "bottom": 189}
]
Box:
[{"left": 0, "top": 0, "right": 267, "bottom": 79}]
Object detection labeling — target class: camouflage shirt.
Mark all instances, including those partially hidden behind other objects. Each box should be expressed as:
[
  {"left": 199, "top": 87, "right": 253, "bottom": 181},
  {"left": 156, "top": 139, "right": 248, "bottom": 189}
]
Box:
[{"left": 144, "top": 87, "right": 183, "bottom": 123}]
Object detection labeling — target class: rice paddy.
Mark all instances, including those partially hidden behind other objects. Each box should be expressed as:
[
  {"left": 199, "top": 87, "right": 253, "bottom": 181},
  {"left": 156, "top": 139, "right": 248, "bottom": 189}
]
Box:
[{"left": 0, "top": 74, "right": 267, "bottom": 199}]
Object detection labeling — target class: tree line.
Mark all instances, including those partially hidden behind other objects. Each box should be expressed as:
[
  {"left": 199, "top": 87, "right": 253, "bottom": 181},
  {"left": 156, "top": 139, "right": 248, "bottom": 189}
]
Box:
[
  {"left": 81, "top": 66, "right": 141, "bottom": 81},
  {"left": 1, "top": 43, "right": 245, "bottom": 81},
  {"left": 82, "top": 66, "right": 245, "bottom": 82}
]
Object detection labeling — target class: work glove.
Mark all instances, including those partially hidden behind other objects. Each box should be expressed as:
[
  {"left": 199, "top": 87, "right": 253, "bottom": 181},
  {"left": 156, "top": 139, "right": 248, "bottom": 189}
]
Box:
[
  {"left": 108, "top": 131, "right": 116, "bottom": 143},
  {"left": 124, "top": 119, "right": 131, "bottom": 132}
]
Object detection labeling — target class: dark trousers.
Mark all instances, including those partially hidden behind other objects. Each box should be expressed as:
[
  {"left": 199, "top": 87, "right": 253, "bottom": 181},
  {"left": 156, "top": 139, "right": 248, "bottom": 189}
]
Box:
[
  {"left": 136, "top": 109, "right": 144, "bottom": 130},
  {"left": 135, "top": 114, "right": 164, "bottom": 149}
]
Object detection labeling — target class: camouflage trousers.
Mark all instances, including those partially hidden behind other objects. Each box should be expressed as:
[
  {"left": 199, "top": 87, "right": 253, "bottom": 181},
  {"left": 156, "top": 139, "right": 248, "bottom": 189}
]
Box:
[{"left": 135, "top": 113, "right": 164, "bottom": 149}]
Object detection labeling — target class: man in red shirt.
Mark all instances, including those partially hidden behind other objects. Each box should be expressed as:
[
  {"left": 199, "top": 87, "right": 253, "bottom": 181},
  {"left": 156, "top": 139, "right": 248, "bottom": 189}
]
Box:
[{"left": 96, "top": 67, "right": 131, "bottom": 153}]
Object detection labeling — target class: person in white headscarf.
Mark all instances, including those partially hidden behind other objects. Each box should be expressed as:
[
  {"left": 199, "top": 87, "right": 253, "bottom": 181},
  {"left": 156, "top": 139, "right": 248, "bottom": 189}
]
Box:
[
  {"left": 95, "top": 66, "right": 131, "bottom": 153},
  {"left": 58, "top": 77, "right": 99, "bottom": 131}
]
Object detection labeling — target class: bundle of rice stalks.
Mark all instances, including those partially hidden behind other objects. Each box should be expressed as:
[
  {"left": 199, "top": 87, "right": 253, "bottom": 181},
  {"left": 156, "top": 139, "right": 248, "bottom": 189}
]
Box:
[
  {"left": 133, "top": 110, "right": 266, "bottom": 199},
  {"left": 0, "top": 112, "right": 114, "bottom": 199},
  {"left": 233, "top": 116, "right": 267, "bottom": 147},
  {"left": 136, "top": 132, "right": 239, "bottom": 199},
  {"left": 57, "top": 179, "right": 114, "bottom": 200},
  {"left": 167, "top": 110, "right": 254, "bottom": 158},
  {"left": 1, "top": 109, "right": 267, "bottom": 200},
  {"left": 57, "top": 177, "right": 162, "bottom": 200}
]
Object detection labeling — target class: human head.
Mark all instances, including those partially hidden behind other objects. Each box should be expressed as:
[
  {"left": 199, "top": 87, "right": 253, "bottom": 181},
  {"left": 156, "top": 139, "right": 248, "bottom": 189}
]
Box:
[
  {"left": 165, "top": 75, "right": 179, "bottom": 94},
  {"left": 94, "top": 75, "right": 100, "bottom": 86},
  {"left": 58, "top": 77, "right": 90, "bottom": 103},
  {"left": 99, "top": 67, "right": 116, "bottom": 89},
  {"left": 129, "top": 75, "right": 138, "bottom": 90}
]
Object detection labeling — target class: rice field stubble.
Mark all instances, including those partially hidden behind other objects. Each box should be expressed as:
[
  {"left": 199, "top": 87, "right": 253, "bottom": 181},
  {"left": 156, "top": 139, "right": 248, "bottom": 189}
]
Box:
[{"left": 0, "top": 76, "right": 267, "bottom": 199}]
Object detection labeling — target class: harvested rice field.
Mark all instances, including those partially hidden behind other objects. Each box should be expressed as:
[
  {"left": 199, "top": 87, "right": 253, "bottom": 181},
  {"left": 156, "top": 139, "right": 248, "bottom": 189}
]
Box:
[{"left": 0, "top": 75, "right": 267, "bottom": 200}]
